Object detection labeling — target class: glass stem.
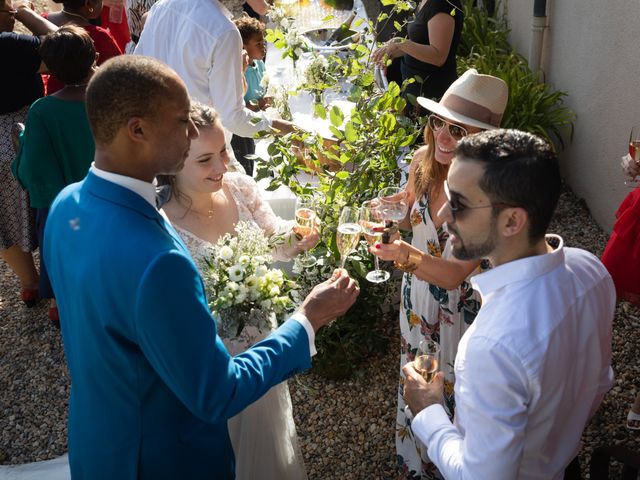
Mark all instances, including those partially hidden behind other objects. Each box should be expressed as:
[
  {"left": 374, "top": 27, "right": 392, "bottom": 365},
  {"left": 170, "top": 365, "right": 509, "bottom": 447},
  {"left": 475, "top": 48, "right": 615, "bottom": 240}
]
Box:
[{"left": 373, "top": 254, "right": 381, "bottom": 272}]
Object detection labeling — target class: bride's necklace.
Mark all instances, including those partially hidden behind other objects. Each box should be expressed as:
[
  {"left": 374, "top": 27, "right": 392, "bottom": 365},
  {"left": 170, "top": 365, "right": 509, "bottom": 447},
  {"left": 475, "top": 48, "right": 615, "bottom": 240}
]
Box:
[
  {"left": 189, "top": 192, "right": 222, "bottom": 220},
  {"left": 62, "top": 9, "right": 89, "bottom": 22}
]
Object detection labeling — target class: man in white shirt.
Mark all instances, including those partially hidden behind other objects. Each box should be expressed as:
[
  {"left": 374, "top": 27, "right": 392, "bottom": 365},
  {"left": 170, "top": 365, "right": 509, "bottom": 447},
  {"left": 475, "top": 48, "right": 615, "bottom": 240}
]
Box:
[
  {"left": 134, "top": 0, "right": 295, "bottom": 165},
  {"left": 401, "top": 129, "right": 615, "bottom": 479}
]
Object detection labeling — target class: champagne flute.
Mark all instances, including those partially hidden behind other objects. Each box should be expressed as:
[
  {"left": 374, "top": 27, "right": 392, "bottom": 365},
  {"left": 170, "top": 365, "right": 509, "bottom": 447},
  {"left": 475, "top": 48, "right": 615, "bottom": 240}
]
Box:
[
  {"left": 626, "top": 125, "right": 640, "bottom": 188},
  {"left": 378, "top": 186, "right": 408, "bottom": 243},
  {"left": 414, "top": 339, "right": 440, "bottom": 384},
  {"left": 336, "top": 206, "right": 361, "bottom": 269},
  {"left": 359, "top": 200, "right": 390, "bottom": 283},
  {"left": 295, "top": 195, "right": 318, "bottom": 268}
]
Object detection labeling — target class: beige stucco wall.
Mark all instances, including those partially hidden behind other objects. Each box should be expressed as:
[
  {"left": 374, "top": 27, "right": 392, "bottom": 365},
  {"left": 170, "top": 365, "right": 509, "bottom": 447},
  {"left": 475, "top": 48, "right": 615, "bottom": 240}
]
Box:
[{"left": 503, "top": 0, "right": 640, "bottom": 231}]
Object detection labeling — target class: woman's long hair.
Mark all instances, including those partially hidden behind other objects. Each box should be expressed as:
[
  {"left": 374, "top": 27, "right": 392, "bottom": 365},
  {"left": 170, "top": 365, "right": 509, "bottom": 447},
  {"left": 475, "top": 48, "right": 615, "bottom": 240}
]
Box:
[{"left": 412, "top": 125, "right": 449, "bottom": 201}]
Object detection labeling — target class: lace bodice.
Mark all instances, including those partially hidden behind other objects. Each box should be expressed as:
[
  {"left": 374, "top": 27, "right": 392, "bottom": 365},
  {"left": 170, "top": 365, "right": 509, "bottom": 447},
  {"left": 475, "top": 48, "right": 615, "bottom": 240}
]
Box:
[
  {"left": 173, "top": 172, "right": 296, "bottom": 269},
  {"left": 170, "top": 173, "right": 296, "bottom": 351}
]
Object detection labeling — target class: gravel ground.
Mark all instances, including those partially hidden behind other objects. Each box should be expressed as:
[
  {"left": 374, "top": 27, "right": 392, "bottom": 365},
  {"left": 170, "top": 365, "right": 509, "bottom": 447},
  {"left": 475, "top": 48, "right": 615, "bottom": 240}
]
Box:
[{"left": 1, "top": 185, "right": 639, "bottom": 478}]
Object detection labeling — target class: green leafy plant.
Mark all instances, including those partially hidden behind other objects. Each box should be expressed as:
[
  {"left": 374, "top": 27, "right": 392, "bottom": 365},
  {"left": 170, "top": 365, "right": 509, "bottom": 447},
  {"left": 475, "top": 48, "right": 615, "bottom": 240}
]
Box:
[
  {"left": 458, "top": 0, "right": 510, "bottom": 57},
  {"left": 458, "top": 0, "right": 575, "bottom": 149},
  {"left": 459, "top": 46, "right": 575, "bottom": 149},
  {"left": 255, "top": 1, "right": 422, "bottom": 378}
]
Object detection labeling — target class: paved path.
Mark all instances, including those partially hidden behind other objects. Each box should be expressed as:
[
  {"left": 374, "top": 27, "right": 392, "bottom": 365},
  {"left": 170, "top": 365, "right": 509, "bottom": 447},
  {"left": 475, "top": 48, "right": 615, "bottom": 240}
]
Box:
[{"left": 0, "top": 455, "right": 69, "bottom": 480}]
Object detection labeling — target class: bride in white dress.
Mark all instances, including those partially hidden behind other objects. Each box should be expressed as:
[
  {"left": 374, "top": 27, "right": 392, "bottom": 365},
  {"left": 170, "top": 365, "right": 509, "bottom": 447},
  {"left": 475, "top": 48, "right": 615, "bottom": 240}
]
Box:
[{"left": 161, "top": 103, "right": 317, "bottom": 480}]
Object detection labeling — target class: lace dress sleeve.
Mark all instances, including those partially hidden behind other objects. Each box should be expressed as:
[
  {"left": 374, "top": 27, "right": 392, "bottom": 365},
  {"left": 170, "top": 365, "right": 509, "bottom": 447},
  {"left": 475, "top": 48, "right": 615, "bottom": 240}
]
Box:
[{"left": 227, "top": 174, "right": 298, "bottom": 261}]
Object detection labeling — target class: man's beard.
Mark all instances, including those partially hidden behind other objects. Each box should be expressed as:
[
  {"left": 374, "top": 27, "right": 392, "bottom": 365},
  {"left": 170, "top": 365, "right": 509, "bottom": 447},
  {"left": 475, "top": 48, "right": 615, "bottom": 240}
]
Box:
[{"left": 449, "top": 220, "right": 497, "bottom": 261}]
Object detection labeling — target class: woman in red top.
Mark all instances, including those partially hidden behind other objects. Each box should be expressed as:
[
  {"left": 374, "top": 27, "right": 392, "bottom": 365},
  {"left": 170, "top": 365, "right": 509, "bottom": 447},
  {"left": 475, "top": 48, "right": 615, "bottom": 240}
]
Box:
[
  {"left": 601, "top": 186, "right": 640, "bottom": 430},
  {"left": 43, "top": 0, "right": 122, "bottom": 94},
  {"left": 100, "top": 0, "right": 130, "bottom": 52}
]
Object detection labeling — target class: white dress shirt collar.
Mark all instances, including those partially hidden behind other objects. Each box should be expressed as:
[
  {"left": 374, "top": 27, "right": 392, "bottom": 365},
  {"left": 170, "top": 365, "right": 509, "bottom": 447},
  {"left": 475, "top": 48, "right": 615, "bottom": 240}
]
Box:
[
  {"left": 471, "top": 234, "right": 564, "bottom": 298},
  {"left": 90, "top": 163, "right": 157, "bottom": 209}
]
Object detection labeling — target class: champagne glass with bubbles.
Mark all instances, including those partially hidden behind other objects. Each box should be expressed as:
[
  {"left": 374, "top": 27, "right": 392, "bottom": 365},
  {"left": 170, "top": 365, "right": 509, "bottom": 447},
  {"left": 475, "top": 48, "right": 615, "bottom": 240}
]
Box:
[
  {"left": 295, "top": 195, "right": 318, "bottom": 268},
  {"left": 336, "top": 206, "right": 361, "bottom": 269},
  {"left": 359, "top": 200, "right": 390, "bottom": 283},
  {"left": 378, "top": 186, "right": 408, "bottom": 243},
  {"left": 414, "top": 339, "right": 440, "bottom": 384}
]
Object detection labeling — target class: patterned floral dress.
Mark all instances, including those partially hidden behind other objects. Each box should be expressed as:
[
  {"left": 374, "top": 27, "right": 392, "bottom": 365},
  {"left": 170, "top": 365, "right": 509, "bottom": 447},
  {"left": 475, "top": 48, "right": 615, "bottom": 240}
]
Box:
[
  {"left": 0, "top": 106, "right": 37, "bottom": 252},
  {"left": 396, "top": 193, "right": 484, "bottom": 480}
]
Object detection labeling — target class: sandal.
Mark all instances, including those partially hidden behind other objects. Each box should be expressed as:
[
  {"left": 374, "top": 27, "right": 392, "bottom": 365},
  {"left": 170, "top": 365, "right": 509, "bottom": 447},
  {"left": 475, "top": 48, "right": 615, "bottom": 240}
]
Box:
[{"left": 626, "top": 410, "right": 640, "bottom": 430}]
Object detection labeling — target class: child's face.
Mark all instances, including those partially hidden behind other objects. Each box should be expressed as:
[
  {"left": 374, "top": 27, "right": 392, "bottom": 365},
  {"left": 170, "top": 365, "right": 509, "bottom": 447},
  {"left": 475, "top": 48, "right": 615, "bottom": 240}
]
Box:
[{"left": 244, "top": 33, "right": 266, "bottom": 61}]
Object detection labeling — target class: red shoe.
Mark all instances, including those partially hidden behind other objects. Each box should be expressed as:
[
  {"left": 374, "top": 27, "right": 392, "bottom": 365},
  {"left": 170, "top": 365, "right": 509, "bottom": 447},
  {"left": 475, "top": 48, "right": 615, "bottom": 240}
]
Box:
[
  {"left": 20, "top": 288, "right": 39, "bottom": 308},
  {"left": 48, "top": 307, "right": 60, "bottom": 329}
]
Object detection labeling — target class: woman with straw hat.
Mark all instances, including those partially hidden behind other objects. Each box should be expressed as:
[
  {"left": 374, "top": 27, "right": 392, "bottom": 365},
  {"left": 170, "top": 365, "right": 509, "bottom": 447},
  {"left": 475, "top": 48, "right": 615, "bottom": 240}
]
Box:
[{"left": 371, "top": 68, "right": 508, "bottom": 479}]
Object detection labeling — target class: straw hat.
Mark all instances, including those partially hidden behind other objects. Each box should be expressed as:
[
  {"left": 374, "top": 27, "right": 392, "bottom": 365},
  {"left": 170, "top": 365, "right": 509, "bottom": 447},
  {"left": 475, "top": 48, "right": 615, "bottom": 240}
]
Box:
[{"left": 417, "top": 69, "right": 508, "bottom": 131}]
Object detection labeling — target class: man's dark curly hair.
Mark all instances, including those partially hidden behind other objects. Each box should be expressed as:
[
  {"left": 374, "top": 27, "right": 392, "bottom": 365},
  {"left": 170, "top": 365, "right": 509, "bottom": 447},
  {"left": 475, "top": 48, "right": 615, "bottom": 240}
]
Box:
[{"left": 233, "top": 16, "right": 265, "bottom": 43}]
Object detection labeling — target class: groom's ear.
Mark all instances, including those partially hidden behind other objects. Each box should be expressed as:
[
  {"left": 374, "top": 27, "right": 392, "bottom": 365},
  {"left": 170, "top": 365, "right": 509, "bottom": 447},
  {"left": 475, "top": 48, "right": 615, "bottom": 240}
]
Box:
[{"left": 127, "top": 117, "right": 147, "bottom": 142}]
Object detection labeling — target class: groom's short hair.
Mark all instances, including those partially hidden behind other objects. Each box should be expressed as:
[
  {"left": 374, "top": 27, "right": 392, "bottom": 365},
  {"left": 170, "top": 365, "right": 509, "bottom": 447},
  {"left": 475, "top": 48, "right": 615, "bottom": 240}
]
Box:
[{"left": 86, "top": 55, "right": 181, "bottom": 145}]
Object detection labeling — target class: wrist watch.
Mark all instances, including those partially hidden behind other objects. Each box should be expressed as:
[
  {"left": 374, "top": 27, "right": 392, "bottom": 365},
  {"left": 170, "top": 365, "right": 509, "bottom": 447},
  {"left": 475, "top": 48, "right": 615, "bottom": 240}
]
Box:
[{"left": 394, "top": 249, "right": 422, "bottom": 273}]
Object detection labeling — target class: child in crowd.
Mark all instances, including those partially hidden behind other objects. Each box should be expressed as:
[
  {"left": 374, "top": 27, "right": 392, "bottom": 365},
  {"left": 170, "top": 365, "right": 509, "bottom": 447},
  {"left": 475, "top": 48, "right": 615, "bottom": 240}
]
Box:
[
  {"left": 230, "top": 16, "right": 271, "bottom": 177},
  {"left": 236, "top": 16, "right": 270, "bottom": 111}
]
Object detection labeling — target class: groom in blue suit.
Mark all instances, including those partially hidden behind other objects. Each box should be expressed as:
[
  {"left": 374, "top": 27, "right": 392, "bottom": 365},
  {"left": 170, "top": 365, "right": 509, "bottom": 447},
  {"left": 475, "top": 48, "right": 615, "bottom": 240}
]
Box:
[{"left": 44, "top": 56, "right": 359, "bottom": 480}]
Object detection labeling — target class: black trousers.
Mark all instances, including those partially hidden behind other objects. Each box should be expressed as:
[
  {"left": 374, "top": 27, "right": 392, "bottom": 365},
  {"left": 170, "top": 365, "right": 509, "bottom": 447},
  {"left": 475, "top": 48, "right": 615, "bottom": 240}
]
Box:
[{"left": 230, "top": 135, "right": 256, "bottom": 177}]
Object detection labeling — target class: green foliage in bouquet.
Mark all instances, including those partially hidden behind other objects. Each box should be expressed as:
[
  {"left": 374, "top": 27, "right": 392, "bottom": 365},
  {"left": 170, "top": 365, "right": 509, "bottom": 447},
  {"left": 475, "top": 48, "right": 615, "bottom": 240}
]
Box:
[
  {"left": 202, "top": 222, "right": 299, "bottom": 337},
  {"left": 458, "top": 0, "right": 575, "bottom": 149}
]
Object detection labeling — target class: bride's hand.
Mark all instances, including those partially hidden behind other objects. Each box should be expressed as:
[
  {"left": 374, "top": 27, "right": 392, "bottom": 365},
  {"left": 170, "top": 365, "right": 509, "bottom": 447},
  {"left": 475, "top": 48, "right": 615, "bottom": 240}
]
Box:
[{"left": 292, "top": 219, "right": 320, "bottom": 252}]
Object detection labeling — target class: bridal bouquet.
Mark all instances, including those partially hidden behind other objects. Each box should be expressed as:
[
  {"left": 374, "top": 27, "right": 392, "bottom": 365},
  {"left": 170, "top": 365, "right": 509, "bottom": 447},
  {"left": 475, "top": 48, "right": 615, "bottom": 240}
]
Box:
[{"left": 202, "top": 222, "right": 299, "bottom": 337}]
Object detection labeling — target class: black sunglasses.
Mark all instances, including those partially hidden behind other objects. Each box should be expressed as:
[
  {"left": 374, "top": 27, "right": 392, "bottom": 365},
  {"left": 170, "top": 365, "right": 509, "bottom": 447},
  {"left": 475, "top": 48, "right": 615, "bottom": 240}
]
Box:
[{"left": 443, "top": 181, "right": 517, "bottom": 220}]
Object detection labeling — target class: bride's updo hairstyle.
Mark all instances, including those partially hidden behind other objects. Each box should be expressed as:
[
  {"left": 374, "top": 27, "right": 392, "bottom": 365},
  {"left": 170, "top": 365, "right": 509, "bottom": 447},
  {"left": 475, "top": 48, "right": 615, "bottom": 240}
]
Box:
[{"left": 189, "top": 102, "right": 219, "bottom": 130}]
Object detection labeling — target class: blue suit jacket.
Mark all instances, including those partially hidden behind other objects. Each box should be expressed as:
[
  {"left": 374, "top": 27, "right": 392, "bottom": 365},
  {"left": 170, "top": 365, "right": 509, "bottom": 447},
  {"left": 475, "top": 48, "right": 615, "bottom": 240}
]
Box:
[{"left": 44, "top": 172, "right": 311, "bottom": 479}]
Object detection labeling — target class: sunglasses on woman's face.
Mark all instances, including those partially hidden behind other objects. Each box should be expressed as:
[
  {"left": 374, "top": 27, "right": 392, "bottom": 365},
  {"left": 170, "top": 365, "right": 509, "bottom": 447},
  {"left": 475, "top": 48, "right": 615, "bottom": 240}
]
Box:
[{"left": 428, "top": 115, "right": 468, "bottom": 141}]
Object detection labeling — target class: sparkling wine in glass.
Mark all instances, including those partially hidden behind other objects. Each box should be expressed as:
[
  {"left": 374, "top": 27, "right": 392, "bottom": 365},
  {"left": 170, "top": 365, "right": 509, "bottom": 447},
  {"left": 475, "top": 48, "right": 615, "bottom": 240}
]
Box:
[
  {"left": 378, "top": 186, "right": 408, "bottom": 243},
  {"left": 295, "top": 195, "right": 318, "bottom": 268},
  {"left": 359, "top": 200, "right": 390, "bottom": 283},
  {"left": 414, "top": 339, "right": 440, "bottom": 383},
  {"left": 627, "top": 125, "right": 640, "bottom": 188},
  {"left": 336, "top": 206, "right": 361, "bottom": 269}
]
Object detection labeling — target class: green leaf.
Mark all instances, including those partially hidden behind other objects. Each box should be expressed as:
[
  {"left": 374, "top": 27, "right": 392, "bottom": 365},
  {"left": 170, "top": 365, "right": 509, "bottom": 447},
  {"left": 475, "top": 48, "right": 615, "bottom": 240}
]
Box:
[
  {"left": 352, "top": 259, "right": 368, "bottom": 278},
  {"left": 336, "top": 171, "right": 350, "bottom": 180},
  {"left": 344, "top": 122, "right": 358, "bottom": 142},
  {"left": 329, "top": 106, "right": 344, "bottom": 127},
  {"left": 328, "top": 126, "right": 344, "bottom": 140},
  {"left": 387, "top": 81, "right": 401, "bottom": 98},
  {"left": 314, "top": 103, "right": 327, "bottom": 119},
  {"left": 380, "top": 112, "right": 396, "bottom": 131}
]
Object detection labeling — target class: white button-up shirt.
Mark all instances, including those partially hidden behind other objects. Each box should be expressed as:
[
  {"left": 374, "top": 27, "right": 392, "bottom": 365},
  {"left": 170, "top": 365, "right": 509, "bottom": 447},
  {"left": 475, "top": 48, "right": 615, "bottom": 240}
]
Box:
[
  {"left": 135, "top": 0, "right": 272, "bottom": 141},
  {"left": 411, "top": 235, "right": 615, "bottom": 479}
]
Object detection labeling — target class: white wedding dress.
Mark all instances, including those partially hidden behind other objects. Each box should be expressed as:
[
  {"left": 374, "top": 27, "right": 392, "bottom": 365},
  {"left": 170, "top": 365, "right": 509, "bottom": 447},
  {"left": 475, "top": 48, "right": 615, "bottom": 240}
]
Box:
[{"left": 172, "top": 173, "right": 307, "bottom": 480}]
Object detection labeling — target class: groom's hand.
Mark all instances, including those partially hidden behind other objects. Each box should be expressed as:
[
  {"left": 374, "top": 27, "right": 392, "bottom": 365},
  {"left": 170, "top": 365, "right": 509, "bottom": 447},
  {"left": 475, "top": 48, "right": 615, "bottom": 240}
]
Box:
[{"left": 299, "top": 269, "right": 359, "bottom": 332}]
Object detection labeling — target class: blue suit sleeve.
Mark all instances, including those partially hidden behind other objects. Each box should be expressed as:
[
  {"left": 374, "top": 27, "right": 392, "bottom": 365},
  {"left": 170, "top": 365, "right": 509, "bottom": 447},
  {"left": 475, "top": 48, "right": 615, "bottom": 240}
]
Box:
[{"left": 134, "top": 249, "right": 311, "bottom": 422}]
